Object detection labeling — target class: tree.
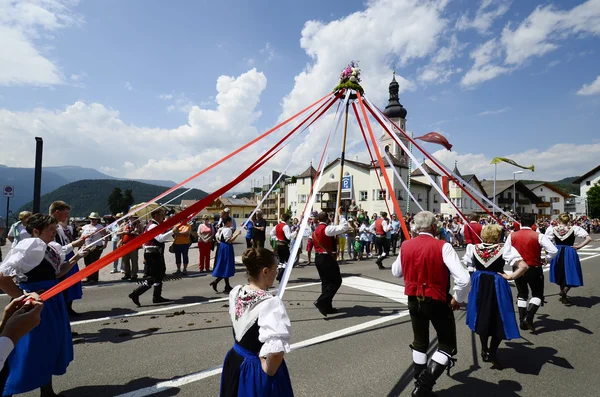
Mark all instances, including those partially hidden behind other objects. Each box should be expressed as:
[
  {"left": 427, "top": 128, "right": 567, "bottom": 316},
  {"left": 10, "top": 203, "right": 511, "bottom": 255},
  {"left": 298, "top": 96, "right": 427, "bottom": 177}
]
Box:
[
  {"left": 286, "top": 205, "right": 293, "bottom": 219},
  {"left": 107, "top": 187, "right": 123, "bottom": 215},
  {"left": 587, "top": 182, "right": 600, "bottom": 218},
  {"left": 122, "top": 189, "right": 135, "bottom": 212}
]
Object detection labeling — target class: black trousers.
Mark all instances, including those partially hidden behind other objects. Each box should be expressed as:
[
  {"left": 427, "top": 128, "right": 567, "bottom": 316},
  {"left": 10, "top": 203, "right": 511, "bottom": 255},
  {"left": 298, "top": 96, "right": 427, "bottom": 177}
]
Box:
[
  {"left": 408, "top": 296, "right": 457, "bottom": 356},
  {"left": 515, "top": 266, "right": 544, "bottom": 301},
  {"left": 315, "top": 253, "right": 342, "bottom": 309},
  {"left": 144, "top": 252, "right": 166, "bottom": 287},
  {"left": 276, "top": 243, "right": 290, "bottom": 265},
  {"left": 375, "top": 236, "right": 389, "bottom": 257},
  {"left": 84, "top": 248, "right": 103, "bottom": 281},
  {"left": 390, "top": 234, "right": 399, "bottom": 254},
  {"left": 253, "top": 239, "right": 265, "bottom": 249}
]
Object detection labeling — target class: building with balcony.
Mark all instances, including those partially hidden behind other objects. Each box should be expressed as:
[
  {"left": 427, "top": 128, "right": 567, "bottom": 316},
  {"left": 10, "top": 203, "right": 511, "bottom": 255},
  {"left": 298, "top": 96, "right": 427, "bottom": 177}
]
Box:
[
  {"left": 526, "top": 182, "right": 570, "bottom": 219},
  {"left": 565, "top": 195, "right": 587, "bottom": 216},
  {"left": 205, "top": 197, "right": 258, "bottom": 224},
  {"left": 480, "top": 180, "right": 542, "bottom": 214}
]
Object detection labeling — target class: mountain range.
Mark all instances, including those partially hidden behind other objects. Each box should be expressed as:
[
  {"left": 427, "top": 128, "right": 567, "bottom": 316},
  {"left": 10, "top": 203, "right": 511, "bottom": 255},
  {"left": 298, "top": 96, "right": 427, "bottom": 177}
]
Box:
[
  {"left": 17, "top": 179, "right": 208, "bottom": 218},
  {"left": 0, "top": 165, "right": 176, "bottom": 215}
]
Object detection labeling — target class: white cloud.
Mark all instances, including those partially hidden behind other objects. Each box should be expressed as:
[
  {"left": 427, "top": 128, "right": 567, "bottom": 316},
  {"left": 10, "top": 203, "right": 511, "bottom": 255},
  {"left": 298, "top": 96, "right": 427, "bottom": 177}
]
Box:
[
  {"left": 0, "top": 69, "right": 269, "bottom": 191},
  {"left": 477, "top": 107, "right": 510, "bottom": 116},
  {"left": 158, "top": 93, "right": 173, "bottom": 100},
  {"left": 456, "top": 0, "right": 511, "bottom": 34},
  {"left": 431, "top": 143, "right": 600, "bottom": 181},
  {"left": 0, "top": 0, "right": 82, "bottom": 86},
  {"left": 124, "top": 81, "right": 133, "bottom": 91},
  {"left": 461, "top": 0, "right": 600, "bottom": 88},
  {"left": 577, "top": 74, "right": 600, "bottom": 96},
  {"left": 418, "top": 35, "right": 465, "bottom": 84}
]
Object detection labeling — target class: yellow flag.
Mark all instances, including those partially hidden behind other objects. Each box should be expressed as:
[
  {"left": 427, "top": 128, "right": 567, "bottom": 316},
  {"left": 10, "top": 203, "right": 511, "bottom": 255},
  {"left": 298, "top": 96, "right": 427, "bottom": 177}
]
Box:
[{"left": 490, "top": 157, "right": 534, "bottom": 172}]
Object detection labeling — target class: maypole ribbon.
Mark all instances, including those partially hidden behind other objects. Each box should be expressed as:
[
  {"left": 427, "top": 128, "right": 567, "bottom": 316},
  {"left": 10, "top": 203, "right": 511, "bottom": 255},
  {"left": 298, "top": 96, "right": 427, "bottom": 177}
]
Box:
[
  {"left": 382, "top": 147, "right": 424, "bottom": 212},
  {"left": 278, "top": 90, "right": 351, "bottom": 298},
  {"left": 356, "top": 92, "right": 411, "bottom": 241},
  {"left": 81, "top": 92, "right": 336, "bottom": 244},
  {"left": 242, "top": 96, "right": 341, "bottom": 229},
  {"left": 351, "top": 102, "right": 391, "bottom": 216},
  {"left": 364, "top": 101, "right": 482, "bottom": 242},
  {"left": 364, "top": 98, "right": 503, "bottom": 225},
  {"left": 41, "top": 94, "right": 340, "bottom": 301}
]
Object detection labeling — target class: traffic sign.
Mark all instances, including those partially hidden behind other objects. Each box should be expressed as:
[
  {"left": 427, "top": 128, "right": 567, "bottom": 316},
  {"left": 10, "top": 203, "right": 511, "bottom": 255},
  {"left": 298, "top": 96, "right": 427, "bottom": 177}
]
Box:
[
  {"left": 3, "top": 186, "right": 14, "bottom": 197},
  {"left": 341, "top": 176, "right": 352, "bottom": 192}
]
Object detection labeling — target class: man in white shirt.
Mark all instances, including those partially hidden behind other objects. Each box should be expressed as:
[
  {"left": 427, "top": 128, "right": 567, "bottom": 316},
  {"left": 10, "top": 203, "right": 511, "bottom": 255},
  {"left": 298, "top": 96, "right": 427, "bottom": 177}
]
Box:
[
  {"left": 81, "top": 212, "right": 108, "bottom": 285},
  {"left": 391, "top": 211, "right": 470, "bottom": 396},
  {"left": 371, "top": 211, "right": 392, "bottom": 269},
  {"left": 270, "top": 214, "right": 296, "bottom": 282}
]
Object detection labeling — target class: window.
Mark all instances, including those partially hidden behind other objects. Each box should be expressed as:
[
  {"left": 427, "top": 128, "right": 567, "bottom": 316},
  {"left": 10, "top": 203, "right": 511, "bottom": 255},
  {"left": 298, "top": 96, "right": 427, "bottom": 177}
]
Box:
[
  {"left": 299, "top": 194, "right": 307, "bottom": 203},
  {"left": 539, "top": 196, "right": 546, "bottom": 201},
  {"left": 433, "top": 194, "right": 439, "bottom": 204},
  {"left": 586, "top": 181, "right": 591, "bottom": 186},
  {"left": 540, "top": 188, "right": 544, "bottom": 191},
  {"left": 551, "top": 197, "right": 560, "bottom": 203},
  {"left": 397, "top": 190, "right": 404, "bottom": 201},
  {"left": 302, "top": 179, "right": 305, "bottom": 185},
  {"left": 233, "top": 213, "right": 240, "bottom": 219},
  {"left": 377, "top": 189, "right": 387, "bottom": 201},
  {"left": 553, "top": 209, "right": 560, "bottom": 215},
  {"left": 507, "top": 192, "right": 512, "bottom": 200},
  {"left": 417, "top": 193, "right": 423, "bottom": 202},
  {"left": 515, "top": 193, "right": 520, "bottom": 200},
  {"left": 359, "top": 191, "right": 368, "bottom": 201}
]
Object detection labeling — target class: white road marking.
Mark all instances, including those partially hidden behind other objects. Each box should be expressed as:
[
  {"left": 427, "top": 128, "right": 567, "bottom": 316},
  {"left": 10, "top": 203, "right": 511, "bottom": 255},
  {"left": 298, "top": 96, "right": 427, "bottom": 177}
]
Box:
[
  {"left": 115, "top": 310, "right": 411, "bottom": 397},
  {"left": 71, "top": 281, "right": 320, "bottom": 326},
  {"left": 342, "top": 276, "right": 407, "bottom": 304}
]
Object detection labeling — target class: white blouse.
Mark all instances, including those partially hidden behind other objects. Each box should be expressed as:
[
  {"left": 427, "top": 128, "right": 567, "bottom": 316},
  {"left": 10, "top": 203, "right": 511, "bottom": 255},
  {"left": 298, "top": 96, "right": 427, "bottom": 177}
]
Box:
[
  {"left": 0, "top": 238, "right": 65, "bottom": 281},
  {"left": 218, "top": 227, "right": 233, "bottom": 242},
  {"left": 544, "top": 225, "right": 589, "bottom": 243},
  {"left": 229, "top": 285, "right": 291, "bottom": 357},
  {"left": 462, "top": 243, "right": 522, "bottom": 272}
]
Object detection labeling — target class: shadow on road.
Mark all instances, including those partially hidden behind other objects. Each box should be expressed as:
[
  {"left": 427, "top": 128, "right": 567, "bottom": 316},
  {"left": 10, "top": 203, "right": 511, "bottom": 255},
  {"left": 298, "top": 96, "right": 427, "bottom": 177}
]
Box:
[
  {"left": 566, "top": 295, "right": 600, "bottom": 308},
  {"left": 75, "top": 307, "right": 136, "bottom": 320},
  {"left": 437, "top": 367, "right": 522, "bottom": 397},
  {"left": 62, "top": 376, "right": 180, "bottom": 397},
  {"left": 501, "top": 341, "right": 574, "bottom": 375},
  {"left": 533, "top": 314, "right": 593, "bottom": 335}
]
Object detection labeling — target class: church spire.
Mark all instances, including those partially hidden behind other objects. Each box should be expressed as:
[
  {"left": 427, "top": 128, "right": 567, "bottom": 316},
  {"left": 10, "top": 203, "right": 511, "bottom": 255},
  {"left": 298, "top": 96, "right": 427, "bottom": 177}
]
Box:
[{"left": 383, "top": 72, "right": 407, "bottom": 119}]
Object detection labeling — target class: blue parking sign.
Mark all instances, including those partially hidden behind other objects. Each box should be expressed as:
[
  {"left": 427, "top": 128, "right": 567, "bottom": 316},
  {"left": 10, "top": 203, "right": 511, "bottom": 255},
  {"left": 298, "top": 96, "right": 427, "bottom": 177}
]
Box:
[{"left": 341, "top": 176, "right": 352, "bottom": 192}]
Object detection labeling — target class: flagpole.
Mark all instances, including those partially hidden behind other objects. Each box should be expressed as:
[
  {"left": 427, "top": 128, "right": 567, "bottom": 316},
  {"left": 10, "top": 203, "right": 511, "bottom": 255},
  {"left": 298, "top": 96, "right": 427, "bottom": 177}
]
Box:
[
  {"left": 406, "top": 130, "right": 413, "bottom": 215},
  {"left": 493, "top": 163, "right": 497, "bottom": 217},
  {"left": 334, "top": 98, "right": 350, "bottom": 224}
]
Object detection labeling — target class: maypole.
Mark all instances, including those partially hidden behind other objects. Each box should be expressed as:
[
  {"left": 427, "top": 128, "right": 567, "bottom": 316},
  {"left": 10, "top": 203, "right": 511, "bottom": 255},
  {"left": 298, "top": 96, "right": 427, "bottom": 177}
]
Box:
[
  {"left": 406, "top": 130, "right": 413, "bottom": 214},
  {"left": 334, "top": 101, "right": 351, "bottom": 224}
]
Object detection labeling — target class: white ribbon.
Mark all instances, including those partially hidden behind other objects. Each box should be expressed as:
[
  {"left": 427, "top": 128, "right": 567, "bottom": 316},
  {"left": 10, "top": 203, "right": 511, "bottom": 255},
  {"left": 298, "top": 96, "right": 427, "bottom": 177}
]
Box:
[{"left": 382, "top": 148, "right": 424, "bottom": 212}]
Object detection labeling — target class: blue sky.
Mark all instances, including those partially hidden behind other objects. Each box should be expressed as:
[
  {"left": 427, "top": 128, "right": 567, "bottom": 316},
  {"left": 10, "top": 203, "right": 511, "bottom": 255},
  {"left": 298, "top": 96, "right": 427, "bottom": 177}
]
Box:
[{"left": 1, "top": 0, "right": 599, "bottom": 189}]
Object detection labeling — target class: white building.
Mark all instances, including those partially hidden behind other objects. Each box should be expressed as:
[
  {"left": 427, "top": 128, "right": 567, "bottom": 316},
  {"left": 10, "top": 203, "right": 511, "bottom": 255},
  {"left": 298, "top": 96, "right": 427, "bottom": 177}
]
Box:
[
  {"left": 526, "top": 182, "right": 570, "bottom": 219},
  {"left": 285, "top": 74, "right": 438, "bottom": 218},
  {"left": 573, "top": 165, "right": 600, "bottom": 199},
  {"left": 480, "top": 180, "right": 541, "bottom": 214},
  {"left": 565, "top": 195, "right": 587, "bottom": 216},
  {"left": 438, "top": 163, "right": 487, "bottom": 216}
]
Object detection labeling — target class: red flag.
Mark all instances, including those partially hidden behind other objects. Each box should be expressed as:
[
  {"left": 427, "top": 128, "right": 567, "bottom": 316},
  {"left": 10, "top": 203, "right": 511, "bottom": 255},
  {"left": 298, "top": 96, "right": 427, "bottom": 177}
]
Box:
[{"left": 415, "top": 132, "right": 453, "bottom": 151}]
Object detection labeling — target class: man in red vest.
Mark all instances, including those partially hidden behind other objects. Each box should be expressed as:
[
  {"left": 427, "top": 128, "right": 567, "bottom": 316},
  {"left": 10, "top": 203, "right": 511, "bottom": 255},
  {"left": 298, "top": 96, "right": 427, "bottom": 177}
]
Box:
[
  {"left": 312, "top": 207, "right": 348, "bottom": 316},
  {"left": 503, "top": 213, "right": 557, "bottom": 332},
  {"left": 391, "top": 211, "right": 470, "bottom": 397},
  {"left": 372, "top": 211, "right": 392, "bottom": 270},
  {"left": 462, "top": 214, "right": 482, "bottom": 246},
  {"left": 269, "top": 213, "right": 295, "bottom": 282}
]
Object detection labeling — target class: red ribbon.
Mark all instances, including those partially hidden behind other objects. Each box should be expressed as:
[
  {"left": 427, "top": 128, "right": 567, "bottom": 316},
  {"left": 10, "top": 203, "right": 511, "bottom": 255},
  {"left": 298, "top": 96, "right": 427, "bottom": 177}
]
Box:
[
  {"left": 355, "top": 92, "right": 411, "bottom": 241},
  {"left": 40, "top": 94, "right": 340, "bottom": 301}
]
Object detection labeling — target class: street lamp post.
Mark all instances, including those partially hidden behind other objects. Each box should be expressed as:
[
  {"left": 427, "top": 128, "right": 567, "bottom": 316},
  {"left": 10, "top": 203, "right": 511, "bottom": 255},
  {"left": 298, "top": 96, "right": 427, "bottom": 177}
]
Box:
[{"left": 513, "top": 170, "right": 524, "bottom": 214}]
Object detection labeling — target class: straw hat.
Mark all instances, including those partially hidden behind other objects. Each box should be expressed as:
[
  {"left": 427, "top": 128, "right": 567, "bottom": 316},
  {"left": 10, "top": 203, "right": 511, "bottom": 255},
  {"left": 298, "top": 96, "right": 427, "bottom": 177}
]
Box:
[
  {"left": 202, "top": 214, "right": 210, "bottom": 220},
  {"left": 88, "top": 212, "right": 101, "bottom": 220},
  {"left": 115, "top": 212, "right": 124, "bottom": 218}
]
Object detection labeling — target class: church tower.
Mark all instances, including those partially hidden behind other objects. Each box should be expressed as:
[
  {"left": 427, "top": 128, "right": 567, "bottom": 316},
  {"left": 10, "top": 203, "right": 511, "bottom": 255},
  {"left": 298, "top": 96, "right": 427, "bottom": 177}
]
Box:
[{"left": 380, "top": 72, "right": 410, "bottom": 168}]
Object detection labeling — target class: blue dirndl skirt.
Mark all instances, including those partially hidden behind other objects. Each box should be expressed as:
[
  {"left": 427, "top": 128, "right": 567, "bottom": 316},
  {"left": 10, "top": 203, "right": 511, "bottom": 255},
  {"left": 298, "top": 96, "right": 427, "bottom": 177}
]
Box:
[
  {"left": 212, "top": 242, "right": 235, "bottom": 278},
  {"left": 550, "top": 245, "right": 583, "bottom": 288},
  {"left": 466, "top": 270, "right": 520, "bottom": 340},
  {"left": 3, "top": 279, "right": 74, "bottom": 395},
  {"left": 220, "top": 343, "right": 293, "bottom": 397},
  {"left": 62, "top": 252, "right": 83, "bottom": 301}
]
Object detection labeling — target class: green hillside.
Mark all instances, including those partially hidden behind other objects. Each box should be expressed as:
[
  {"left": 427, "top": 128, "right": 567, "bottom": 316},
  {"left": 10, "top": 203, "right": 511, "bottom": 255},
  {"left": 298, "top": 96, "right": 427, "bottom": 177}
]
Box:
[
  {"left": 522, "top": 177, "right": 580, "bottom": 196},
  {"left": 18, "top": 179, "right": 208, "bottom": 217}
]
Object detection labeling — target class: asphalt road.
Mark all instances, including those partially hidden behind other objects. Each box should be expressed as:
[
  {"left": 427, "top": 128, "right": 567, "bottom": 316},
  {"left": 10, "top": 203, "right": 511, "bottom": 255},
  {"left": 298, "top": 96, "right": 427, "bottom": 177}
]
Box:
[{"left": 2, "top": 237, "right": 600, "bottom": 397}]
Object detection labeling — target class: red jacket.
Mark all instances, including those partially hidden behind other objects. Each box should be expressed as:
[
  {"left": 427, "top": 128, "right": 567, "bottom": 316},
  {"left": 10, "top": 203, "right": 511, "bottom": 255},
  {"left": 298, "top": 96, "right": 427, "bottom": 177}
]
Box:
[
  {"left": 511, "top": 229, "right": 541, "bottom": 267},
  {"left": 464, "top": 222, "right": 482, "bottom": 245},
  {"left": 313, "top": 224, "right": 334, "bottom": 254},
  {"left": 275, "top": 223, "right": 289, "bottom": 242},
  {"left": 401, "top": 234, "right": 449, "bottom": 302},
  {"left": 374, "top": 219, "right": 385, "bottom": 236}
]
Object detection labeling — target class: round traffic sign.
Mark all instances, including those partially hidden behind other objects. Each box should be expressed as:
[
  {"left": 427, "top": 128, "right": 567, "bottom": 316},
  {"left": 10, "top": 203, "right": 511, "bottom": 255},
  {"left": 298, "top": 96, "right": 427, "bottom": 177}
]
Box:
[{"left": 3, "top": 186, "right": 13, "bottom": 193}]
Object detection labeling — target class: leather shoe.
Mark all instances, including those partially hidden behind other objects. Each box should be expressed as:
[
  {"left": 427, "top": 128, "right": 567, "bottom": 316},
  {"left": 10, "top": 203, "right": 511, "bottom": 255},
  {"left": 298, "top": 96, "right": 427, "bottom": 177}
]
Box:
[
  {"left": 129, "top": 293, "right": 141, "bottom": 307},
  {"left": 313, "top": 301, "right": 328, "bottom": 317}
]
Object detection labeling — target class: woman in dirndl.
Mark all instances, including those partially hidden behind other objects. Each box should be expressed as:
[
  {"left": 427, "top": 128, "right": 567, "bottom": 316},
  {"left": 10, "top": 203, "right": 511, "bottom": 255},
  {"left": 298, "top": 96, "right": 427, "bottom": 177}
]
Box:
[
  {"left": 0, "top": 214, "right": 86, "bottom": 397},
  {"left": 464, "top": 224, "right": 528, "bottom": 369},
  {"left": 545, "top": 213, "right": 592, "bottom": 304},
  {"left": 220, "top": 247, "right": 293, "bottom": 397},
  {"left": 211, "top": 216, "right": 240, "bottom": 294}
]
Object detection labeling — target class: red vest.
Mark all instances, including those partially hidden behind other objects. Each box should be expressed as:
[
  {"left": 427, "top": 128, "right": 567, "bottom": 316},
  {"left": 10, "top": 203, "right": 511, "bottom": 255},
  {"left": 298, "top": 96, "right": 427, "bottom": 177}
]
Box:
[
  {"left": 275, "top": 223, "right": 289, "bottom": 242},
  {"left": 511, "top": 229, "right": 541, "bottom": 267},
  {"left": 313, "top": 224, "right": 334, "bottom": 253},
  {"left": 401, "top": 234, "right": 449, "bottom": 302},
  {"left": 375, "top": 219, "right": 385, "bottom": 236},
  {"left": 464, "top": 222, "right": 482, "bottom": 245}
]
